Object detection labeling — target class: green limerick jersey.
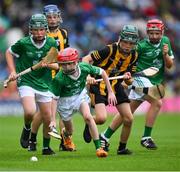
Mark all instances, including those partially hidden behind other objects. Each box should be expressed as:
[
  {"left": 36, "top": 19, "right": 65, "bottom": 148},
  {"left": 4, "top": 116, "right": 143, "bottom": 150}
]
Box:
[
  {"left": 10, "top": 36, "right": 57, "bottom": 91},
  {"left": 50, "top": 62, "right": 102, "bottom": 97},
  {"left": 136, "top": 36, "right": 174, "bottom": 85}
]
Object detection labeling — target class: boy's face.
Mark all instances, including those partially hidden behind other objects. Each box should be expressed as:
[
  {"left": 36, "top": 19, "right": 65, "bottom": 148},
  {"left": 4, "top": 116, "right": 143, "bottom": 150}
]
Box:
[
  {"left": 31, "top": 28, "right": 46, "bottom": 42},
  {"left": 60, "top": 62, "right": 77, "bottom": 75},
  {"left": 119, "top": 40, "right": 136, "bottom": 54},
  {"left": 46, "top": 14, "right": 60, "bottom": 28},
  {"left": 147, "top": 30, "right": 163, "bottom": 44}
]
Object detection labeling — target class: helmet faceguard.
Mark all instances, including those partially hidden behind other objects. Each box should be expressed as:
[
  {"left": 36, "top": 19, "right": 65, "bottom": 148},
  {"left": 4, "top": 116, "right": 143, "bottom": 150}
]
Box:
[
  {"left": 29, "top": 14, "right": 48, "bottom": 31},
  {"left": 146, "top": 19, "right": 164, "bottom": 32},
  {"left": 119, "top": 25, "right": 139, "bottom": 44},
  {"left": 43, "top": 4, "right": 62, "bottom": 29}
]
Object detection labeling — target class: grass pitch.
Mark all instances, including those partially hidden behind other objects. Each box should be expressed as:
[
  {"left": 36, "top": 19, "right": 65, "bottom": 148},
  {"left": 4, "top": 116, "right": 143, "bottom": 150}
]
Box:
[{"left": 0, "top": 113, "right": 180, "bottom": 171}]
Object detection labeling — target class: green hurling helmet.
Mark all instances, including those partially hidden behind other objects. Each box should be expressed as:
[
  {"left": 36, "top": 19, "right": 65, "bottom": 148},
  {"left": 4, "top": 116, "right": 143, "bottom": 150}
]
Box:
[
  {"left": 119, "top": 25, "right": 139, "bottom": 43},
  {"left": 29, "top": 14, "right": 48, "bottom": 30}
]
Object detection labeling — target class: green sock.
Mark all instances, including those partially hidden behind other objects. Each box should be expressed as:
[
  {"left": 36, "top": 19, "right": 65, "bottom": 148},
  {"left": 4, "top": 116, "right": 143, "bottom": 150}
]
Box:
[
  {"left": 93, "top": 139, "right": 101, "bottom": 150},
  {"left": 143, "top": 126, "right": 152, "bottom": 137},
  {"left": 104, "top": 127, "right": 115, "bottom": 139},
  {"left": 43, "top": 137, "right": 50, "bottom": 148}
]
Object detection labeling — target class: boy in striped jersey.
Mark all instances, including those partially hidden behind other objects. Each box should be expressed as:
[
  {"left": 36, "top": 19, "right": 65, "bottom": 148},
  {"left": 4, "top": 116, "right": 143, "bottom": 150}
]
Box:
[{"left": 83, "top": 25, "right": 139, "bottom": 154}]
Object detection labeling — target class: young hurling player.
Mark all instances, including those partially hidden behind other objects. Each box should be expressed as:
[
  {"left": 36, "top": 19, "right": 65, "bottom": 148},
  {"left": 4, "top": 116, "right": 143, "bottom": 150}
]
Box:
[
  {"left": 50, "top": 47, "right": 117, "bottom": 157},
  {"left": 5, "top": 14, "right": 57, "bottom": 155},
  {"left": 130, "top": 19, "right": 174, "bottom": 149},
  {"left": 83, "top": 25, "right": 139, "bottom": 154},
  {"left": 29, "top": 4, "right": 69, "bottom": 152}
]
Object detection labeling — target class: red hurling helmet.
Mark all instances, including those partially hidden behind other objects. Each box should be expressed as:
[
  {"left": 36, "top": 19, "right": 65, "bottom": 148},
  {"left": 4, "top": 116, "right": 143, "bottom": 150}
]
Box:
[
  {"left": 146, "top": 19, "right": 164, "bottom": 32},
  {"left": 57, "top": 48, "right": 79, "bottom": 63}
]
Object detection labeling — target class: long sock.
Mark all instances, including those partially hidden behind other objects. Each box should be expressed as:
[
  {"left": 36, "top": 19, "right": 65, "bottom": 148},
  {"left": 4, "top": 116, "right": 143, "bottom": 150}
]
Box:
[
  {"left": 30, "top": 132, "right": 37, "bottom": 142},
  {"left": 93, "top": 139, "right": 101, "bottom": 150},
  {"left": 24, "top": 124, "right": 31, "bottom": 130},
  {"left": 118, "top": 142, "right": 126, "bottom": 150},
  {"left": 43, "top": 137, "right": 50, "bottom": 148},
  {"left": 143, "top": 126, "right": 152, "bottom": 137},
  {"left": 104, "top": 127, "right": 115, "bottom": 139}
]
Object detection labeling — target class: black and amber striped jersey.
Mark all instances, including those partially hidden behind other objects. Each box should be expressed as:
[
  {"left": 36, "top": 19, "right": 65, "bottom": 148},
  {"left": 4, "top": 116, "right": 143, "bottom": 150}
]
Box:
[
  {"left": 47, "top": 28, "right": 69, "bottom": 51},
  {"left": 47, "top": 28, "right": 69, "bottom": 78},
  {"left": 90, "top": 42, "right": 138, "bottom": 95}
]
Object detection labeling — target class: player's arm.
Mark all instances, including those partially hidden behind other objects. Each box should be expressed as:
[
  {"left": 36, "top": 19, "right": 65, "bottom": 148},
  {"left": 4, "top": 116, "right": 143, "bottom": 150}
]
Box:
[
  {"left": 83, "top": 45, "right": 110, "bottom": 64},
  {"left": 82, "top": 54, "right": 94, "bottom": 64},
  {"left": 123, "top": 50, "right": 138, "bottom": 85},
  {"left": 163, "top": 43, "right": 174, "bottom": 69},
  {"left": 45, "top": 63, "right": 59, "bottom": 70},
  {"left": 5, "top": 48, "right": 17, "bottom": 81},
  {"left": 84, "top": 61, "right": 117, "bottom": 105},
  {"left": 100, "top": 69, "right": 117, "bottom": 105}
]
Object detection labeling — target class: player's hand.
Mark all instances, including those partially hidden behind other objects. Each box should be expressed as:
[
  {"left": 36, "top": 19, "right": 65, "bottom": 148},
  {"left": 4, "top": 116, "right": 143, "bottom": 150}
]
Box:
[
  {"left": 123, "top": 72, "right": 132, "bottom": 80},
  {"left": 41, "top": 61, "right": 48, "bottom": 68},
  {"left": 108, "top": 91, "right": 117, "bottom": 106},
  {"left": 163, "top": 43, "right": 169, "bottom": 56},
  {"left": 8, "top": 71, "right": 17, "bottom": 81},
  {"left": 49, "top": 121, "right": 56, "bottom": 129},
  {"left": 86, "top": 75, "right": 97, "bottom": 85}
]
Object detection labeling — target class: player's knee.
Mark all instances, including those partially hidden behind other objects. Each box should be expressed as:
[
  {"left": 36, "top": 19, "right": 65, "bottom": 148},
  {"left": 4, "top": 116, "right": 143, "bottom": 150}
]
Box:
[
  {"left": 95, "top": 115, "right": 107, "bottom": 124},
  {"left": 153, "top": 99, "right": 162, "bottom": 110},
  {"left": 84, "top": 114, "right": 93, "bottom": 124},
  {"left": 123, "top": 114, "right": 133, "bottom": 126},
  {"left": 24, "top": 112, "right": 34, "bottom": 120}
]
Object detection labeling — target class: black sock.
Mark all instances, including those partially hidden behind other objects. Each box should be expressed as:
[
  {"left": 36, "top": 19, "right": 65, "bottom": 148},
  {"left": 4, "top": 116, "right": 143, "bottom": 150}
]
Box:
[
  {"left": 30, "top": 132, "right": 37, "bottom": 142},
  {"left": 24, "top": 124, "right": 31, "bottom": 130},
  {"left": 118, "top": 142, "right": 126, "bottom": 150}
]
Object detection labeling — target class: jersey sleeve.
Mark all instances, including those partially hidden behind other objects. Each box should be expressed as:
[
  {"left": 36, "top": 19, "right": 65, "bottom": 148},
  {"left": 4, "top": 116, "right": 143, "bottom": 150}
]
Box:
[
  {"left": 61, "top": 28, "right": 69, "bottom": 48},
  {"left": 136, "top": 42, "right": 142, "bottom": 56},
  {"left": 9, "top": 39, "right": 23, "bottom": 58},
  {"left": 81, "top": 62, "right": 102, "bottom": 76},
  {"left": 63, "top": 29, "right": 69, "bottom": 48},
  {"left": 51, "top": 37, "right": 58, "bottom": 49},
  {"left": 90, "top": 45, "right": 111, "bottom": 65}
]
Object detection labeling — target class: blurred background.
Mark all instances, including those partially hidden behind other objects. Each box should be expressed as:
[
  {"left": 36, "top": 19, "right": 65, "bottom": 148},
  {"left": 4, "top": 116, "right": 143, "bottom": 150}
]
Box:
[{"left": 0, "top": 0, "right": 180, "bottom": 115}]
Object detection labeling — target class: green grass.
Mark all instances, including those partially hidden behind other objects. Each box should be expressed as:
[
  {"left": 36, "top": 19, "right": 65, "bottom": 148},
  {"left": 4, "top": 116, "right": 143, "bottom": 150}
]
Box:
[{"left": 0, "top": 113, "right": 180, "bottom": 171}]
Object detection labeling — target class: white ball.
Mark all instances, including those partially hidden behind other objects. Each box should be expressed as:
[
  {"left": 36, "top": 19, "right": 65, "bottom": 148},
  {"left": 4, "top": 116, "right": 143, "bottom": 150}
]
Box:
[{"left": 30, "top": 156, "right": 38, "bottom": 162}]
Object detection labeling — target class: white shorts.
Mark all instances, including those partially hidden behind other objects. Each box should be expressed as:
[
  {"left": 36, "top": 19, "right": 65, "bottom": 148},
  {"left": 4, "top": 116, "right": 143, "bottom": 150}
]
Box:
[
  {"left": 57, "top": 88, "right": 90, "bottom": 121},
  {"left": 129, "top": 77, "right": 153, "bottom": 101},
  {"left": 18, "top": 86, "right": 53, "bottom": 103}
]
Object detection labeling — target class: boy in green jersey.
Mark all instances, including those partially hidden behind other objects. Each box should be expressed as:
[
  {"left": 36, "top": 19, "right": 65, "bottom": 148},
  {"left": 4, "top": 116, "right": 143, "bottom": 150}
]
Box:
[
  {"left": 100, "top": 19, "right": 174, "bottom": 152},
  {"left": 5, "top": 14, "right": 57, "bottom": 155},
  {"left": 30, "top": 4, "right": 70, "bottom": 152},
  {"left": 129, "top": 19, "right": 174, "bottom": 149},
  {"left": 50, "top": 47, "right": 117, "bottom": 157}
]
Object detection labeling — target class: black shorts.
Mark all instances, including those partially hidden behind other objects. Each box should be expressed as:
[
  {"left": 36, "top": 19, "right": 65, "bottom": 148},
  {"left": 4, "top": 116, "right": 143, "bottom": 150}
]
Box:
[{"left": 89, "top": 83, "right": 130, "bottom": 107}]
